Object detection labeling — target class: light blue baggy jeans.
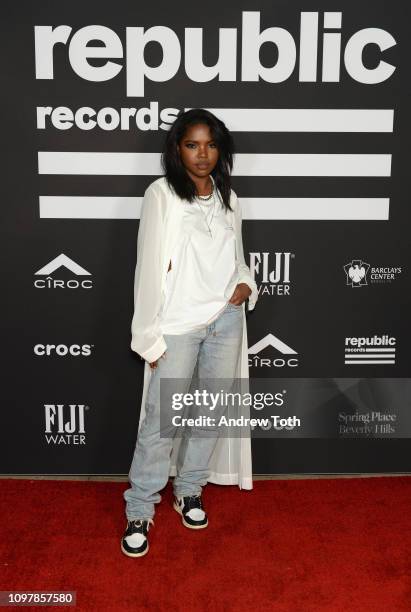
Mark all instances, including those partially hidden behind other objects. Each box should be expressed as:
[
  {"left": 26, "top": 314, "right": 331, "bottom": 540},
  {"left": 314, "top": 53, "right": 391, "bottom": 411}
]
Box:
[{"left": 123, "top": 301, "right": 243, "bottom": 520}]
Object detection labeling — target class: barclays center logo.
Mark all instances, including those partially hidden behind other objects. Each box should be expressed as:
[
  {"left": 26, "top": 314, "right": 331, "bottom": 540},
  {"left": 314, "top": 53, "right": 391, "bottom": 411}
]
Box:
[
  {"left": 34, "top": 253, "right": 93, "bottom": 289},
  {"left": 343, "top": 258, "right": 402, "bottom": 287},
  {"left": 343, "top": 259, "right": 370, "bottom": 287}
]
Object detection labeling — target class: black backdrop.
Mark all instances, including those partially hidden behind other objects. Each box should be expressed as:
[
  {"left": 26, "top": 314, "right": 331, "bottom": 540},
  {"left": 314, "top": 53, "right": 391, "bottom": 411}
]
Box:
[{"left": 2, "top": 0, "right": 411, "bottom": 475}]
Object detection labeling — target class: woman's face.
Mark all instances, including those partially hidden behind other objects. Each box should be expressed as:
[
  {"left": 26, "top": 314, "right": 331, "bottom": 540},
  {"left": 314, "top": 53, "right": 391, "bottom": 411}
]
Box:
[{"left": 177, "top": 123, "right": 219, "bottom": 180}]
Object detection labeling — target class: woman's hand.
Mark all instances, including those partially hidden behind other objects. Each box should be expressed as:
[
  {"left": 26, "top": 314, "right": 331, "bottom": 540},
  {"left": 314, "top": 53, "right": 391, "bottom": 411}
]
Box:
[
  {"left": 148, "top": 285, "right": 251, "bottom": 367},
  {"left": 229, "top": 283, "right": 252, "bottom": 306},
  {"left": 149, "top": 352, "right": 166, "bottom": 369}
]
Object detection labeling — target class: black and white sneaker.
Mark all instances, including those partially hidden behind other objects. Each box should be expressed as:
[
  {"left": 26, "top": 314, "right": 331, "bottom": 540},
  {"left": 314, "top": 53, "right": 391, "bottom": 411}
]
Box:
[
  {"left": 173, "top": 494, "right": 208, "bottom": 529},
  {"left": 120, "top": 518, "right": 154, "bottom": 557}
]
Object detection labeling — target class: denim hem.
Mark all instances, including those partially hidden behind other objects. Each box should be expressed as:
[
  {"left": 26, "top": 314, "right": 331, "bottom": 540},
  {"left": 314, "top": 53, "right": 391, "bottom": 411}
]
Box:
[{"left": 126, "top": 515, "right": 154, "bottom": 521}]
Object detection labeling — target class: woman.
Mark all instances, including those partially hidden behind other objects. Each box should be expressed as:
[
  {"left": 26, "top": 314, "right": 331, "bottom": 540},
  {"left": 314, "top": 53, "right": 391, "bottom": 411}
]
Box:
[{"left": 121, "top": 108, "right": 258, "bottom": 558}]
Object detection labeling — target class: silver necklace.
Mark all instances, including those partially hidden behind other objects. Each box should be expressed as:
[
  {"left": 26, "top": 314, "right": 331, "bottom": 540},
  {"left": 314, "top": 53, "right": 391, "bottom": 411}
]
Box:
[{"left": 195, "top": 179, "right": 216, "bottom": 237}]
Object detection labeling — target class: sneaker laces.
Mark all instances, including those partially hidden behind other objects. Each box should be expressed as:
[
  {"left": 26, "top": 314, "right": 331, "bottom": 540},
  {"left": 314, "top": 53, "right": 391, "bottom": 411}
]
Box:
[
  {"left": 130, "top": 518, "right": 154, "bottom": 531},
  {"left": 185, "top": 494, "right": 203, "bottom": 511}
]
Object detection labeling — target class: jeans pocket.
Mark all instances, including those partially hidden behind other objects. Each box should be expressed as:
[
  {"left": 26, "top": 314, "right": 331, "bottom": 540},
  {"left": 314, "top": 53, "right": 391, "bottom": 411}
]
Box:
[{"left": 226, "top": 301, "right": 242, "bottom": 310}]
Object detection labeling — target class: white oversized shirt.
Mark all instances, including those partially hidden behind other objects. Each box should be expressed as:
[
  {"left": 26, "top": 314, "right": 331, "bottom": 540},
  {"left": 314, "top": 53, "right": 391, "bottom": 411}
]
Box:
[
  {"left": 159, "top": 186, "right": 237, "bottom": 335},
  {"left": 130, "top": 176, "right": 258, "bottom": 363}
]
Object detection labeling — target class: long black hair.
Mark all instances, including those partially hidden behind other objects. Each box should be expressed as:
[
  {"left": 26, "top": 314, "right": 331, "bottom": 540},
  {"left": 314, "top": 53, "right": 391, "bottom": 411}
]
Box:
[{"left": 161, "top": 108, "right": 235, "bottom": 211}]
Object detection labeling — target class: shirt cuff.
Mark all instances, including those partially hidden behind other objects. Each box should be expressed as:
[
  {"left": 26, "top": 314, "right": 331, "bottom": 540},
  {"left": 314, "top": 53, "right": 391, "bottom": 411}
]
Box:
[{"left": 132, "top": 335, "right": 167, "bottom": 363}]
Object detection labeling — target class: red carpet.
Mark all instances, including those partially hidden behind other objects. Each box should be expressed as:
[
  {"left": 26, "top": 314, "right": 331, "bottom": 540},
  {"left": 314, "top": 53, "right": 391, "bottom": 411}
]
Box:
[{"left": 0, "top": 476, "right": 410, "bottom": 611}]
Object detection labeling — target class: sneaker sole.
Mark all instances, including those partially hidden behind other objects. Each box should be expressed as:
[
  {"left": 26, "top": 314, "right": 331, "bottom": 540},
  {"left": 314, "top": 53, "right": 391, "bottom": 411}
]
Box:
[
  {"left": 173, "top": 500, "right": 208, "bottom": 529},
  {"left": 120, "top": 540, "right": 149, "bottom": 558}
]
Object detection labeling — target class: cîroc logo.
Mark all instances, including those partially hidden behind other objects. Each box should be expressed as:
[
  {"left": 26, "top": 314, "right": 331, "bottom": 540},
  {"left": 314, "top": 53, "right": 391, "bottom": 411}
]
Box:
[
  {"left": 44, "top": 404, "right": 87, "bottom": 445},
  {"left": 34, "top": 254, "right": 92, "bottom": 289},
  {"left": 250, "top": 252, "right": 293, "bottom": 297},
  {"left": 34, "top": 344, "right": 93, "bottom": 356},
  {"left": 248, "top": 333, "right": 299, "bottom": 368}
]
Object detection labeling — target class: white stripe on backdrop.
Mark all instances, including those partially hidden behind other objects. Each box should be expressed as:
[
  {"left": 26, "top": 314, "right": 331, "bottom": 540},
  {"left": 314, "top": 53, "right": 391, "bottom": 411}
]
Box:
[{"left": 37, "top": 107, "right": 394, "bottom": 220}]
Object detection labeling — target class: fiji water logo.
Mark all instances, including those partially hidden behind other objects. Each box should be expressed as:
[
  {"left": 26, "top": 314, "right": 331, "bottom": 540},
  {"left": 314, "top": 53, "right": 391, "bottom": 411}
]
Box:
[
  {"left": 44, "top": 404, "right": 88, "bottom": 445},
  {"left": 250, "top": 252, "right": 294, "bottom": 297}
]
